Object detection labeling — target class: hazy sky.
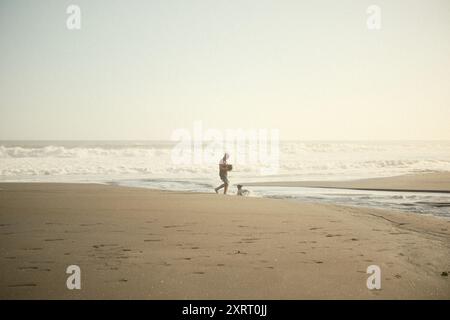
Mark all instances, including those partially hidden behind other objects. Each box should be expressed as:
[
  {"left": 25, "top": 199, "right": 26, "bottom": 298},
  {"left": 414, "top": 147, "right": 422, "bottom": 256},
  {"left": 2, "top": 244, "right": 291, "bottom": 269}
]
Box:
[{"left": 0, "top": 0, "right": 449, "bottom": 140}]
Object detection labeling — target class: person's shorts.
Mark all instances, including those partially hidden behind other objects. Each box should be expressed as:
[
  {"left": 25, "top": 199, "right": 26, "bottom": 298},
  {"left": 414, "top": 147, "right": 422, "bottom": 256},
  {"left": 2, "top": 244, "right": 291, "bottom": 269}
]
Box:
[{"left": 220, "top": 174, "right": 229, "bottom": 185}]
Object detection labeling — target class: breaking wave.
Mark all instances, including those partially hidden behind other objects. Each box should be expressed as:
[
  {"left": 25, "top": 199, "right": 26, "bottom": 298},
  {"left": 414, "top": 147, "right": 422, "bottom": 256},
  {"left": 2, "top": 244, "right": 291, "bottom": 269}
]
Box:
[{"left": 1, "top": 141, "right": 450, "bottom": 180}]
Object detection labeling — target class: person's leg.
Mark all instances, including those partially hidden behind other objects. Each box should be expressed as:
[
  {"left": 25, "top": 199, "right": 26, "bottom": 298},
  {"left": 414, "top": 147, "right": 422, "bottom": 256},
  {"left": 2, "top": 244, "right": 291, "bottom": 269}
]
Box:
[
  {"left": 216, "top": 175, "right": 227, "bottom": 194},
  {"left": 223, "top": 176, "right": 230, "bottom": 194},
  {"left": 215, "top": 184, "right": 225, "bottom": 193}
]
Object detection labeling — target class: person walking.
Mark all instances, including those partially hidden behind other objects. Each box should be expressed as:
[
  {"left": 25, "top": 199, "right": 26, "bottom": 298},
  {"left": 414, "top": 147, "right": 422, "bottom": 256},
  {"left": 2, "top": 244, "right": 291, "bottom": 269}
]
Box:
[{"left": 214, "top": 153, "right": 231, "bottom": 194}]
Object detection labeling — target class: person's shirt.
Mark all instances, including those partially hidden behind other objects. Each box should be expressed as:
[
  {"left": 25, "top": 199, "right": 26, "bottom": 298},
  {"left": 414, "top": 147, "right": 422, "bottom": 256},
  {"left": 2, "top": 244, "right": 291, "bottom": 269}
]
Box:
[{"left": 219, "top": 158, "right": 227, "bottom": 175}]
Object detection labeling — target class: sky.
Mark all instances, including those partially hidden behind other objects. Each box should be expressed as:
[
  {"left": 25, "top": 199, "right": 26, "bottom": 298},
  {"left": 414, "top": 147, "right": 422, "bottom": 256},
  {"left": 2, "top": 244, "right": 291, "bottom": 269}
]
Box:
[{"left": 0, "top": 0, "right": 449, "bottom": 140}]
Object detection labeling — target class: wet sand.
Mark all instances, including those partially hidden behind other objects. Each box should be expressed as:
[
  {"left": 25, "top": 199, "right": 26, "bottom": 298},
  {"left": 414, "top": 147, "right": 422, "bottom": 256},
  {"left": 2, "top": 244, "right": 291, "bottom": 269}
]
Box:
[
  {"left": 242, "top": 172, "right": 450, "bottom": 193},
  {"left": 0, "top": 182, "right": 449, "bottom": 299}
]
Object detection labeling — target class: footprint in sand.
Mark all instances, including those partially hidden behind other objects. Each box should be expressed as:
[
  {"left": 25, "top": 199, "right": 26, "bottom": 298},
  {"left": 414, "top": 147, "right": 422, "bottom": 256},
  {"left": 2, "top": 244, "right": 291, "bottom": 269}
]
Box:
[
  {"left": 8, "top": 283, "right": 37, "bottom": 287},
  {"left": 79, "top": 223, "right": 102, "bottom": 227},
  {"left": 18, "top": 266, "right": 38, "bottom": 270},
  {"left": 242, "top": 238, "right": 259, "bottom": 242},
  {"left": 95, "top": 244, "right": 118, "bottom": 247},
  {"left": 163, "top": 225, "right": 182, "bottom": 229},
  {"left": 325, "top": 234, "right": 342, "bottom": 238}
]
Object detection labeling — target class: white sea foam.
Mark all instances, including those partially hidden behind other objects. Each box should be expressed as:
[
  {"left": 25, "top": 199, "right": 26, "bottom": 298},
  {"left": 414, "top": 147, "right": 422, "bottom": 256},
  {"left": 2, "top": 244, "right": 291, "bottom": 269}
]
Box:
[
  {"left": 1, "top": 141, "right": 450, "bottom": 179},
  {"left": 1, "top": 141, "right": 449, "bottom": 217}
]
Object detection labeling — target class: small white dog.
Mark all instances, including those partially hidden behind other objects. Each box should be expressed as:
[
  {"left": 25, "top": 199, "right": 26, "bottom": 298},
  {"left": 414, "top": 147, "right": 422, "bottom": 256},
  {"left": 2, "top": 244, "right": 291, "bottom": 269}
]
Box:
[{"left": 236, "top": 184, "right": 250, "bottom": 196}]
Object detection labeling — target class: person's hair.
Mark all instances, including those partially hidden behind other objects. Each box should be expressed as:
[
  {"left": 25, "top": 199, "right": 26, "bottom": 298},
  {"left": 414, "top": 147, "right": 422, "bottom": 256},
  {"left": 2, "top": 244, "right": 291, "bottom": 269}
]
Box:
[{"left": 237, "top": 184, "right": 242, "bottom": 189}]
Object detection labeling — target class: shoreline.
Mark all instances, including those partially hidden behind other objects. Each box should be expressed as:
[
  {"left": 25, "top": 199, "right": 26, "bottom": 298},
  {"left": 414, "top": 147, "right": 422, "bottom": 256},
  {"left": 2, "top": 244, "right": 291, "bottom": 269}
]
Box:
[
  {"left": 2, "top": 172, "right": 450, "bottom": 218},
  {"left": 0, "top": 182, "right": 449, "bottom": 299},
  {"left": 241, "top": 172, "right": 450, "bottom": 193},
  {"left": 253, "top": 186, "right": 450, "bottom": 194}
]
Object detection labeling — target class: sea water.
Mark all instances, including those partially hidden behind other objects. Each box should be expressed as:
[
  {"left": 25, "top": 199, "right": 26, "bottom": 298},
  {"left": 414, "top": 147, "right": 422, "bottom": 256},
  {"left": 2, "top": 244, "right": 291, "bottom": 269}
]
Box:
[{"left": 1, "top": 140, "right": 449, "bottom": 217}]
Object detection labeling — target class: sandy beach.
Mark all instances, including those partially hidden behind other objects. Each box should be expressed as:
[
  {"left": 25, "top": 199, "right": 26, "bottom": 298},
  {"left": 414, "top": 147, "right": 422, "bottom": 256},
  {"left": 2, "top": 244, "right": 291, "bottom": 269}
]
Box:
[
  {"left": 0, "top": 178, "right": 449, "bottom": 299},
  {"left": 2, "top": 0, "right": 450, "bottom": 307}
]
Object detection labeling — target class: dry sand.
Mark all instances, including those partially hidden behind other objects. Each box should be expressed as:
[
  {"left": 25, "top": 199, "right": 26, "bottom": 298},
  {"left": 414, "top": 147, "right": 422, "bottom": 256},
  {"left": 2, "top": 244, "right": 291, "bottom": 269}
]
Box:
[
  {"left": 242, "top": 172, "right": 450, "bottom": 193},
  {"left": 0, "top": 181, "right": 449, "bottom": 299}
]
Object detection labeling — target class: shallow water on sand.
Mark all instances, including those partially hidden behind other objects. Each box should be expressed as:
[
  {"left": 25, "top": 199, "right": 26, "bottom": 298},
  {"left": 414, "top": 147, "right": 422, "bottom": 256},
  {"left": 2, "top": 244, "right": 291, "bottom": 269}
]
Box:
[
  {"left": 248, "top": 186, "right": 450, "bottom": 218},
  {"left": 110, "top": 178, "right": 450, "bottom": 218}
]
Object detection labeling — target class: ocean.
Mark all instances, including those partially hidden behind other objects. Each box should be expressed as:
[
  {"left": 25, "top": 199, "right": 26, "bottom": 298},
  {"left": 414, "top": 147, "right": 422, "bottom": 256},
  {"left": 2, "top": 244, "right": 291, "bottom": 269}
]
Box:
[{"left": 1, "top": 140, "right": 449, "bottom": 217}]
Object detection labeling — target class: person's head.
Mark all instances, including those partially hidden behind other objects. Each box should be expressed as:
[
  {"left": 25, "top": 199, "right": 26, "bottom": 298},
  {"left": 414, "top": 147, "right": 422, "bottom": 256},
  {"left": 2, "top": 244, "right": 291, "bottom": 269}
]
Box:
[
  {"left": 237, "top": 184, "right": 242, "bottom": 190},
  {"left": 223, "top": 153, "right": 229, "bottom": 161}
]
